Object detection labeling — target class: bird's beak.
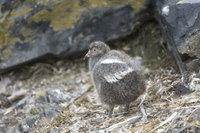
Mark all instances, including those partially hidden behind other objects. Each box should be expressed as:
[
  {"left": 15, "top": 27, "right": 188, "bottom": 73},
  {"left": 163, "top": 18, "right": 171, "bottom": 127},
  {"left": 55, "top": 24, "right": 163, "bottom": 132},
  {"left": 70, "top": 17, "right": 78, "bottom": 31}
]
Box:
[{"left": 84, "top": 51, "right": 90, "bottom": 60}]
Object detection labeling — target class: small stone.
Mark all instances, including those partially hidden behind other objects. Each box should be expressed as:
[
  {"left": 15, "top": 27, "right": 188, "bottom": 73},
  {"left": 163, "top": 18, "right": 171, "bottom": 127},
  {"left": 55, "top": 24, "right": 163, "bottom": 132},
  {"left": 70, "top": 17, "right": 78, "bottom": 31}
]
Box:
[
  {"left": 26, "top": 118, "right": 36, "bottom": 128},
  {"left": 172, "top": 84, "right": 194, "bottom": 95},
  {"left": 45, "top": 88, "right": 68, "bottom": 104},
  {"left": 19, "top": 123, "right": 29, "bottom": 133}
]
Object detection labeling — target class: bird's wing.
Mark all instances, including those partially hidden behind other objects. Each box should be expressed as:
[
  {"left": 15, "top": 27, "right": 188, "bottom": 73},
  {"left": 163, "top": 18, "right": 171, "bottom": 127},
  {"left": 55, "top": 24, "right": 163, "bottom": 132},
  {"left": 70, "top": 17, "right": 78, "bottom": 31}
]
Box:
[
  {"left": 108, "top": 50, "right": 141, "bottom": 71},
  {"left": 94, "top": 58, "right": 134, "bottom": 83}
]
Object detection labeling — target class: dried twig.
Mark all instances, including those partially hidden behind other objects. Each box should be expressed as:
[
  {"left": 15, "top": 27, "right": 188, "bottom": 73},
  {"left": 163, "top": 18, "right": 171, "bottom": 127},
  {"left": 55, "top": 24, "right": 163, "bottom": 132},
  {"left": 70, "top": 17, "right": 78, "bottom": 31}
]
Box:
[
  {"left": 64, "top": 85, "right": 93, "bottom": 108},
  {"left": 139, "top": 92, "right": 147, "bottom": 122},
  {"left": 164, "top": 109, "right": 184, "bottom": 133},
  {"left": 176, "top": 125, "right": 191, "bottom": 133},
  {"left": 8, "top": 89, "right": 27, "bottom": 103},
  {"left": 100, "top": 116, "right": 141, "bottom": 132},
  {"left": 150, "top": 112, "right": 178, "bottom": 132}
]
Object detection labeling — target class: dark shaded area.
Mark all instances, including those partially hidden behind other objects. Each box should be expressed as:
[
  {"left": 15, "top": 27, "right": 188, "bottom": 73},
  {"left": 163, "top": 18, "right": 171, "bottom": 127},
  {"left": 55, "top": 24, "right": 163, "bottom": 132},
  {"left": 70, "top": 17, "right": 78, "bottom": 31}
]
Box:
[
  {"left": 109, "top": 20, "right": 177, "bottom": 70},
  {"left": 153, "top": 0, "right": 200, "bottom": 73},
  {"left": 186, "top": 58, "right": 200, "bottom": 73},
  {"left": 172, "top": 84, "right": 194, "bottom": 95}
]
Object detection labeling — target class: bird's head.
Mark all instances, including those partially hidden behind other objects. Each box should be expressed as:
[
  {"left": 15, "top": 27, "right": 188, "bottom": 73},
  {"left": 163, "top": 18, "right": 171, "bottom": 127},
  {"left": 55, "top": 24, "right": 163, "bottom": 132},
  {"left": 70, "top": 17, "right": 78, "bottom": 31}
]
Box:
[{"left": 85, "top": 41, "right": 110, "bottom": 59}]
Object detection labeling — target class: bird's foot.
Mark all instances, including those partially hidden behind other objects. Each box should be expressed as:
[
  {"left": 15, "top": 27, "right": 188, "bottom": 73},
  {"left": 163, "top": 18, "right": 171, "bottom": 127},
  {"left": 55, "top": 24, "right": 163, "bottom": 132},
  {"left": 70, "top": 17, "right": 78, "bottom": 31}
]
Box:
[
  {"left": 108, "top": 104, "right": 114, "bottom": 118},
  {"left": 123, "top": 103, "right": 130, "bottom": 114}
]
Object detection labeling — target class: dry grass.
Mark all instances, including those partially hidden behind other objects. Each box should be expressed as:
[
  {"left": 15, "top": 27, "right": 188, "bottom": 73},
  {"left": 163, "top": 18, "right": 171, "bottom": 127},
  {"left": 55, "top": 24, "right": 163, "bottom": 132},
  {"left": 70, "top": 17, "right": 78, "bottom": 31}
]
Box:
[
  {"left": 33, "top": 62, "right": 200, "bottom": 133},
  {"left": 0, "top": 54, "right": 199, "bottom": 133}
]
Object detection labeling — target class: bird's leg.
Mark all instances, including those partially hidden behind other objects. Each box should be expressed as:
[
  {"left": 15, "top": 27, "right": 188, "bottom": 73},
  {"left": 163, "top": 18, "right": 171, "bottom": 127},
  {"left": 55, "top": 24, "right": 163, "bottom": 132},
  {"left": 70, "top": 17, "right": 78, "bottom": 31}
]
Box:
[
  {"left": 124, "top": 103, "right": 129, "bottom": 113},
  {"left": 108, "top": 104, "right": 114, "bottom": 118}
]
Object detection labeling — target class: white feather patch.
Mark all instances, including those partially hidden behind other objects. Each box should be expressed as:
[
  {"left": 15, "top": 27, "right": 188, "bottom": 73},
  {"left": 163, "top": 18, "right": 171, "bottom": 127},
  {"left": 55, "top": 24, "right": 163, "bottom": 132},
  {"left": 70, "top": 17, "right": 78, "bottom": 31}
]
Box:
[
  {"left": 100, "top": 59, "right": 124, "bottom": 64},
  {"left": 104, "top": 67, "right": 133, "bottom": 83}
]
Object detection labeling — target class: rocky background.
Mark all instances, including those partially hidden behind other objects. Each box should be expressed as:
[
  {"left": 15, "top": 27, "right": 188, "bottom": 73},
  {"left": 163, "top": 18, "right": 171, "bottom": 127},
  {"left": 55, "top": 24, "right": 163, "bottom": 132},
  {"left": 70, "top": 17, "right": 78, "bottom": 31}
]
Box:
[
  {"left": 0, "top": 0, "right": 148, "bottom": 72},
  {"left": 0, "top": 0, "right": 200, "bottom": 133}
]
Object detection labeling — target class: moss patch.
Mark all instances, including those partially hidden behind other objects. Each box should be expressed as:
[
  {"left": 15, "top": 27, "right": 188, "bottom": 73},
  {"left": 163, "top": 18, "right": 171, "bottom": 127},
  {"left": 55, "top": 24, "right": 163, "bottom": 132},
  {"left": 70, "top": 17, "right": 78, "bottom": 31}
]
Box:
[{"left": 35, "top": 90, "right": 45, "bottom": 100}]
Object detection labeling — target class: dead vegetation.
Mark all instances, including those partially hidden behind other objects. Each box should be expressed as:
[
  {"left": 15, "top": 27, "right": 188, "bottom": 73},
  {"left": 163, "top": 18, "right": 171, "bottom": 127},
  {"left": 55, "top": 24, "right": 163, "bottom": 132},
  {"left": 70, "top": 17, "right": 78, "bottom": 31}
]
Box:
[
  {"left": 52, "top": 67, "right": 199, "bottom": 133},
  {"left": 0, "top": 22, "right": 199, "bottom": 133},
  {"left": 0, "top": 56, "right": 199, "bottom": 133}
]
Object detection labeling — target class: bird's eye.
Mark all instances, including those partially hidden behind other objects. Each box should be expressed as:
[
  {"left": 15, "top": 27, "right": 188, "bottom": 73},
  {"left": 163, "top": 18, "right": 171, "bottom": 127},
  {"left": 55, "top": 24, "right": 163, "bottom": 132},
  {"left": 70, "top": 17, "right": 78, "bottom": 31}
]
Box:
[{"left": 93, "top": 47, "right": 97, "bottom": 52}]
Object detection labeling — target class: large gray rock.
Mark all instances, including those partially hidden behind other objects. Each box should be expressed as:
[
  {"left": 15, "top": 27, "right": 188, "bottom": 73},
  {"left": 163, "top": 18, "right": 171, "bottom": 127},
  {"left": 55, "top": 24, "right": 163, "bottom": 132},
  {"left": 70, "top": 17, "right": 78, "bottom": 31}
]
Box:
[
  {"left": 0, "top": 0, "right": 150, "bottom": 73},
  {"left": 154, "top": 0, "right": 200, "bottom": 73}
]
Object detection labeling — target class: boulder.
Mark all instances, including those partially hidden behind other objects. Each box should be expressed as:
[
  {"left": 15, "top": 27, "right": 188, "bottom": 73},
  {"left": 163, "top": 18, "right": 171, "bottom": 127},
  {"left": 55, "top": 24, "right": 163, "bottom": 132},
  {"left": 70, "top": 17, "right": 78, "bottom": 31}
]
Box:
[
  {"left": 0, "top": 0, "right": 149, "bottom": 73},
  {"left": 154, "top": 0, "right": 200, "bottom": 73}
]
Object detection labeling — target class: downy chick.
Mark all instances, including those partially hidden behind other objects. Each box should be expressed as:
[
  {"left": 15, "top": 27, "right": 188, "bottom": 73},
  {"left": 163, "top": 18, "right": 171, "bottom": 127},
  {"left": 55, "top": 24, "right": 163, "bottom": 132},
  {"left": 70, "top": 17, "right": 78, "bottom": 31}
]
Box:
[{"left": 85, "top": 41, "right": 145, "bottom": 117}]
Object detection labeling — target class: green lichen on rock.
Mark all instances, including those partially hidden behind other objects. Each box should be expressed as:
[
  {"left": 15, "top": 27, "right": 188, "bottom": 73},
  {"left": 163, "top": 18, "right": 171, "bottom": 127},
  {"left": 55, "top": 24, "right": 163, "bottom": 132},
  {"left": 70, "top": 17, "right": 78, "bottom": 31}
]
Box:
[
  {"left": 0, "top": 11, "right": 16, "bottom": 59},
  {"left": 28, "top": 0, "right": 146, "bottom": 31},
  {"left": 0, "top": 0, "right": 146, "bottom": 60},
  {"left": 20, "top": 28, "right": 36, "bottom": 42},
  {"left": 0, "top": 6, "right": 31, "bottom": 59},
  {"left": 0, "top": 0, "right": 146, "bottom": 70},
  {"left": 11, "top": 6, "right": 31, "bottom": 17}
]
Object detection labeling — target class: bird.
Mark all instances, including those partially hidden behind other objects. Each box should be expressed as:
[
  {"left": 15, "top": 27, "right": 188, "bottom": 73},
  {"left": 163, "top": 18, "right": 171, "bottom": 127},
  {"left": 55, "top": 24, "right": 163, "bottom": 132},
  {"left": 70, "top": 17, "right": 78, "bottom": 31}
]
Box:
[{"left": 85, "top": 41, "right": 146, "bottom": 118}]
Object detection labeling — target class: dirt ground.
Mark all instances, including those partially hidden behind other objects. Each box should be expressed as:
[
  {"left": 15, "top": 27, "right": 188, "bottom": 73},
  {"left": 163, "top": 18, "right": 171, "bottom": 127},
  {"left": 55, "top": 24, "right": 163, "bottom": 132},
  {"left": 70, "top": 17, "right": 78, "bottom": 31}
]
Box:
[{"left": 0, "top": 21, "right": 200, "bottom": 133}]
